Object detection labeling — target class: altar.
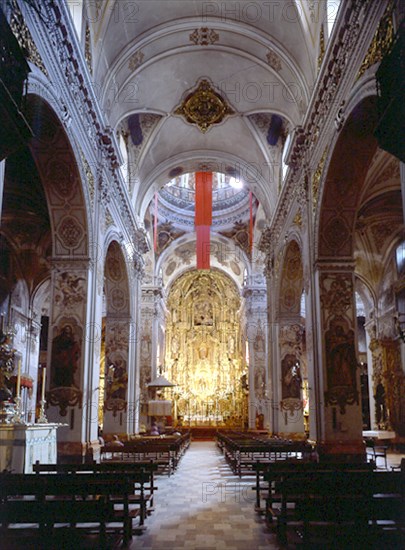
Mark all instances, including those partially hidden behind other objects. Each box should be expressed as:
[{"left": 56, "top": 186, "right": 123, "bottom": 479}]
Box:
[{"left": 0, "top": 423, "right": 61, "bottom": 473}]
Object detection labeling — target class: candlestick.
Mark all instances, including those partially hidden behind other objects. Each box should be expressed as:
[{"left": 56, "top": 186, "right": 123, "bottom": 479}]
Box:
[
  {"left": 16, "top": 359, "right": 21, "bottom": 398},
  {"left": 41, "top": 367, "right": 46, "bottom": 402}
]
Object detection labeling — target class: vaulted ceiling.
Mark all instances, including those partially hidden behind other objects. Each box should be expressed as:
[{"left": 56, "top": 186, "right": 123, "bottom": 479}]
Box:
[{"left": 82, "top": 1, "right": 324, "bottom": 282}]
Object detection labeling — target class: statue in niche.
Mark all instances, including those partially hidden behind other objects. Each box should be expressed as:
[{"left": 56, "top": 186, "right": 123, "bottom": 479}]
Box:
[
  {"left": 254, "top": 365, "right": 265, "bottom": 399},
  {"left": 51, "top": 323, "right": 81, "bottom": 388},
  {"left": 141, "top": 336, "right": 151, "bottom": 361},
  {"left": 228, "top": 335, "right": 235, "bottom": 355},
  {"left": 195, "top": 300, "right": 213, "bottom": 325},
  {"left": 171, "top": 334, "right": 180, "bottom": 358}
]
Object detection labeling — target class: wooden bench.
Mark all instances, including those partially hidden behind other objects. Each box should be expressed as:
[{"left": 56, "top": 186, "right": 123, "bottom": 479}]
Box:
[
  {"left": 0, "top": 472, "right": 138, "bottom": 547},
  {"left": 33, "top": 460, "right": 157, "bottom": 529},
  {"left": 272, "top": 470, "right": 404, "bottom": 547},
  {"left": 101, "top": 433, "right": 190, "bottom": 475},
  {"left": 253, "top": 460, "right": 374, "bottom": 519},
  {"left": 216, "top": 432, "right": 314, "bottom": 477}
]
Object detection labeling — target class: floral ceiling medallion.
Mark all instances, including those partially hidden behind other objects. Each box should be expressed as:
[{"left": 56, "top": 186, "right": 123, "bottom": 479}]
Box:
[{"left": 174, "top": 79, "right": 235, "bottom": 133}]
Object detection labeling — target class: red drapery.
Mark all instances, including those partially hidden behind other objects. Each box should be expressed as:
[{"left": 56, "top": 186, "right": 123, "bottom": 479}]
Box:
[{"left": 195, "top": 171, "right": 212, "bottom": 269}]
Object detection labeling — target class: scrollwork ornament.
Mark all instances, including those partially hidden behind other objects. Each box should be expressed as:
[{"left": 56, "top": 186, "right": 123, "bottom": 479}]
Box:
[{"left": 46, "top": 387, "right": 82, "bottom": 416}]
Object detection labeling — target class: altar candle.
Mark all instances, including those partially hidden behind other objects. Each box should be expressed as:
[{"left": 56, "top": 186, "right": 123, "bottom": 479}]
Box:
[
  {"left": 16, "top": 359, "right": 21, "bottom": 397},
  {"left": 41, "top": 367, "right": 46, "bottom": 402}
]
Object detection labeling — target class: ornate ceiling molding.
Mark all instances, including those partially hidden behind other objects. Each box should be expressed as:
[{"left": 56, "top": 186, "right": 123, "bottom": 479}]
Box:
[{"left": 174, "top": 79, "right": 235, "bottom": 133}]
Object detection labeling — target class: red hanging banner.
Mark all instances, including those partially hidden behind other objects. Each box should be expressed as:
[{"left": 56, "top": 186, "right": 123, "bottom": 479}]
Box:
[
  {"left": 196, "top": 225, "right": 210, "bottom": 270},
  {"left": 154, "top": 192, "right": 158, "bottom": 252},
  {"left": 195, "top": 172, "right": 212, "bottom": 269}
]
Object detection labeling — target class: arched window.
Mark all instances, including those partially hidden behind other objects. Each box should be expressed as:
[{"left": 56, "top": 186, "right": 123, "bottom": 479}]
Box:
[
  {"left": 326, "top": 0, "right": 341, "bottom": 37},
  {"left": 67, "top": 0, "right": 84, "bottom": 41},
  {"left": 395, "top": 241, "right": 405, "bottom": 274},
  {"left": 282, "top": 133, "right": 291, "bottom": 180}
]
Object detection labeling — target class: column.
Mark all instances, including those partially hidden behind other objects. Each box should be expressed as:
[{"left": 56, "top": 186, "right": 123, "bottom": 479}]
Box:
[
  {"left": 46, "top": 258, "right": 92, "bottom": 461},
  {"left": 314, "top": 264, "right": 364, "bottom": 458},
  {"left": 242, "top": 277, "right": 268, "bottom": 430}
]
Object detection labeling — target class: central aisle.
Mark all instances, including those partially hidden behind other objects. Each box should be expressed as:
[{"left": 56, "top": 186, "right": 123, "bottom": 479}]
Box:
[{"left": 133, "top": 441, "right": 280, "bottom": 550}]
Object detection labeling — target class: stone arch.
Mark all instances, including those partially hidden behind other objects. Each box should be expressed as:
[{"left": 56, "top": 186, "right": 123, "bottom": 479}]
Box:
[
  {"left": 25, "top": 94, "right": 89, "bottom": 258},
  {"left": 317, "top": 96, "right": 378, "bottom": 260}
]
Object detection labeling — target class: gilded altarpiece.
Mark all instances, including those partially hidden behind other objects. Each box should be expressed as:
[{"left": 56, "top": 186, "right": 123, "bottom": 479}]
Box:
[
  {"left": 165, "top": 271, "right": 245, "bottom": 424},
  {"left": 370, "top": 337, "right": 405, "bottom": 435}
]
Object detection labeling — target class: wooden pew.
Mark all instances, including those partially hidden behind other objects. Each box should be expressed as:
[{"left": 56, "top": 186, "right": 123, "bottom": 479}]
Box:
[
  {"left": 253, "top": 460, "right": 374, "bottom": 519},
  {"left": 33, "top": 460, "right": 158, "bottom": 528},
  {"left": 272, "top": 470, "right": 404, "bottom": 547},
  {"left": 0, "top": 472, "right": 137, "bottom": 547},
  {"left": 101, "top": 432, "right": 191, "bottom": 475}
]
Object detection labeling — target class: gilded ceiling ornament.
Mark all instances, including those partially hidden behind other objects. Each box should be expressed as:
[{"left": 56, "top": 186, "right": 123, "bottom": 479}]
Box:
[
  {"left": 293, "top": 210, "right": 302, "bottom": 227},
  {"left": 266, "top": 50, "right": 282, "bottom": 72},
  {"left": 10, "top": 0, "right": 48, "bottom": 76},
  {"left": 174, "top": 79, "right": 235, "bottom": 133},
  {"left": 312, "top": 147, "right": 328, "bottom": 212},
  {"left": 358, "top": 3, "right": 394, "bottom": 79},
  {"left": 189, "top": 28, "right": 219, "bottom": 46},
  {"left": 85, "top": 24, "right": 93, "bottom": 75},
  {"left": 317, "top": 25, "right": 325, "bottom": 70}
]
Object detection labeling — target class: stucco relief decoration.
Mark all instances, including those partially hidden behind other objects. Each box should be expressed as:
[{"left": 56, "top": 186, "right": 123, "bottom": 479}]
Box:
[
  {"left": 279, "top": 324, "right": 304, "bottom": 414},
  {"left": 47, "top": 160, "right": 75, "bottom": 199},
  {"left": 106, "top": 253, "right": 123, "bottom": 282},
  {"left": 324, "top": 217, "right": 351, "bottom": 252},
  {"left": 320, "top": 274, "right": 358, "bottom": 413},
  {"left": 280, "top": 241, "right": 303, "bottom": 313},
  {"left": 54, "top": 272, "right": 86, "bottom": 311},
  {"left": 221, "top": 221, "right": 250, "bottom": 255},
  {"left": 253, "top": 329, "right": 266, "bottom": 403},
  {"left": 156, "top": 221, "right": 185, "bottom": 255},
  {"left": 189, "top": 28, "right": 219, "bottom": 46},
  {"left": 111, "top": 288, "right": 126, "bottom": 311},
  {"left": 104, "top": 323, "right": 129, "bottom": 415},
  {"left": 174, "top": 79, "right": 235, "bottom": 133},
  {"left": 266, "top": 50, "right": 282, "bottom": 72},
  {"left": 58, "top": 216, "right": 84, "bottom": 248},
  {"left": 370, "top": 221, "right": 398, "bottom": 252},
  {"left": 128, "top": 50, "right": 144, "bottom": 71},
  {"left": 358, "top": 3, "right": 394, "bottom": 78},
  {"left": 312, "top": 147, "right": 328, "bottom": 212},
  {"left": 175, "top": 243, "right": 194, "bottom": 265},
  {"left": 10, "top": 0, "right": 48, "bottom": 76},
  {"left": 320, "top": 274, "right": 352, "bottom": 316}
]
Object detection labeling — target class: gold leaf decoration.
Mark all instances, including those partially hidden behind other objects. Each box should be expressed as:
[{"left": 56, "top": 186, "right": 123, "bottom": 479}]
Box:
[{"left": 174, "top": 79, "right": 235, "bottom": 133}]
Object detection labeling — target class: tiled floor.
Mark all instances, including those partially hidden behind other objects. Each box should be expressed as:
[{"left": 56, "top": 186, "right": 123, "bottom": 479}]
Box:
[
  {"left": 2, "top": 442, "right": 404, "bottom": 549},
  {"left": 132, "top": 441, "right": 280, "bottom": 550}
]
